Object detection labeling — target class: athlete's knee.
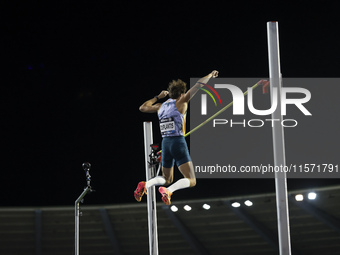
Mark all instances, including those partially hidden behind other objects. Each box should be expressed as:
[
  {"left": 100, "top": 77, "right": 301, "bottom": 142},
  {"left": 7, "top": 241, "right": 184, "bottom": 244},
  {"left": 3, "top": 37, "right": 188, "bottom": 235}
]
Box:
[
  {"left": 165, "top": 179, "right": 173, "bottom": 185},
  {"left": 163, "top": 174, "right": 173, "bottom": 185},
  {"left": 189, "top": 177, "right": 196, "bottom": 187}
]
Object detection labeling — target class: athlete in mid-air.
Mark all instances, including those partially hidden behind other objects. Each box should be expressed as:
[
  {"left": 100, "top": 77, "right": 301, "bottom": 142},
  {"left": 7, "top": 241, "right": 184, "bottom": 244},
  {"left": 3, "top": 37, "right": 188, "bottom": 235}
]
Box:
[{"left": 134, "top": 70, "right": 219, "bottom": 205}]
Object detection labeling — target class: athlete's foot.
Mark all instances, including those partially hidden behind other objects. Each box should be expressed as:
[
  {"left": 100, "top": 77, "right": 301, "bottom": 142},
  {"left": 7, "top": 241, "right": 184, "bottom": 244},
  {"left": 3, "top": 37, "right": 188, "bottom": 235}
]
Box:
[
  {"left": 134, "top": 181, "right": 147, "bottom": 202},
  {"left": 159, "top": 187, "right": 172, "bottom": 205}
]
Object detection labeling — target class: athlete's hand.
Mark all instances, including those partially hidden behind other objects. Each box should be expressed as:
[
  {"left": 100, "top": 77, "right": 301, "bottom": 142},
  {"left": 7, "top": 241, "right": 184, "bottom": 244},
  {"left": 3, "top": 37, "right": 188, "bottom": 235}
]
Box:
[
  {"left": 158, "top": 90, "right": 169, "bottom": 99},
  {"left": 210, "top": 70, "right": 219, "bottom": 78}
]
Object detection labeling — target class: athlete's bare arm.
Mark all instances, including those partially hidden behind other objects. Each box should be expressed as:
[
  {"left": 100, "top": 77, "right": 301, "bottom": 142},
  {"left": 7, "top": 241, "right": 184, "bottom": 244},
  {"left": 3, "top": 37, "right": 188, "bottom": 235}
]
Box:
[
  {"left": 176, "top": 70, "right": 218, "bottom": 113},
  {"left": 139, "top": 90, "right": 169, "bottom": 113}
]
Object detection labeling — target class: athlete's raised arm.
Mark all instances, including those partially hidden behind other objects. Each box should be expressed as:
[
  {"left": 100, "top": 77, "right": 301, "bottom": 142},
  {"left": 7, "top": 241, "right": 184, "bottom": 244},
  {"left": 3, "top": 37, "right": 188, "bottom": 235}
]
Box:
[
  {"left": 139, "top": 90, "right": 169, "bottom": 113},
  {"left": 179, "top": 70, "right": 219, "bottom": 103}
]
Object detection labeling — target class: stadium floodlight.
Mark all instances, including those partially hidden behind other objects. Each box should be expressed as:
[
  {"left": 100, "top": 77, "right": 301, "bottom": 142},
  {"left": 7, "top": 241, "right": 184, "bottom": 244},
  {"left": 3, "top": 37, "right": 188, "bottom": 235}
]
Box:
[
  {"left": 244, "top": 200, "right": 253, "bottom": 206},
  {"left": 231, "top": 202, "right": 241, "bottom": 208},
  {"left": 295, "top": 194, "right": 304, "bottom": 201},
  {"left": 183, "top": 205, "right": 192, "bottom": 211},
  {"left": 202, "top": 204, "right": 211, "bottom": 210},
  {"left": 170, "top": 205, "right": 178, "bottom": 212},
  {"left": 308, "top": 192, "right": 317, "bottom": 200}
]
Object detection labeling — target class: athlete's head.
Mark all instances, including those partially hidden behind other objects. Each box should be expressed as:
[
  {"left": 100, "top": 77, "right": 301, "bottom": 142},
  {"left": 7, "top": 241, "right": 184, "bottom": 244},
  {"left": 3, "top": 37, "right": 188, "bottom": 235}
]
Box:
[{"left": 168, "top": 79, "right": 187, "bottom": 99}]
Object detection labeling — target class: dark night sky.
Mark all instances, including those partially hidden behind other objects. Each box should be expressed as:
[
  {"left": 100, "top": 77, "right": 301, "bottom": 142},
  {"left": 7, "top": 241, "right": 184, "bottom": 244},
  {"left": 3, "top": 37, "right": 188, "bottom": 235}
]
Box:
[{"left": 2, "top": 1, "right": 340, "bottom": 206}]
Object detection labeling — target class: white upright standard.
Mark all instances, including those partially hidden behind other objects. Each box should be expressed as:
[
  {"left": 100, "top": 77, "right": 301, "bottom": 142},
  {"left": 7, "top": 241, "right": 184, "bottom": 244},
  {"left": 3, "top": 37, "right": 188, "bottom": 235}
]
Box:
[
  {"left": 267, "top": 21, "right": 292, "bottom": 255},
  {"left": 143, "top": 121, "right": 159, "bottom": 255}
]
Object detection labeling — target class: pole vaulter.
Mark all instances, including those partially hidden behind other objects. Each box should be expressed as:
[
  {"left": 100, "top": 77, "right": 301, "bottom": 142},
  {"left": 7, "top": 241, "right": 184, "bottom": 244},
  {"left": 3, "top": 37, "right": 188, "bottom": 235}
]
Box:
[
  {"left": 135, "top": 72, "right": 268, "bottom": 255},
  {"left": 134, "top": 72, "right": 269, "bottom": 205}
]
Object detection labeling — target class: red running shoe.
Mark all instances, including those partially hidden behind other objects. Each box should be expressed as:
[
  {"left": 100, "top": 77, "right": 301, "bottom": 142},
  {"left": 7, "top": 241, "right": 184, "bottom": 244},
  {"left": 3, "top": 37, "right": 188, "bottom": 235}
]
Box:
[
  {"left": 134, "top": 181, "right": 147, "bottom": 202},
  {"left": 159, "top": 187, "right": 172, "bottom": 205}
]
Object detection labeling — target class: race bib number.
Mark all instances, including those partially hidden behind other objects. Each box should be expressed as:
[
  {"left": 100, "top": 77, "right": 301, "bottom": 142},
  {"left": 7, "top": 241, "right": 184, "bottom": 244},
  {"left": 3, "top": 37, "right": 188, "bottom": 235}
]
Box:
[{"left": 160, "top": 118, "right": 175, "bottom": 135}]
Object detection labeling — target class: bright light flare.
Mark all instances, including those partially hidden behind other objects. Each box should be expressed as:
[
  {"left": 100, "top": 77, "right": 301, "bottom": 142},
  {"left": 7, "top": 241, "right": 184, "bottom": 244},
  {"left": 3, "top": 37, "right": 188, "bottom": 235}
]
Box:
[
  {"left": 244, "top": 200, "right": 253, "bottom": 206},
  {"left": 308, "top": 192, "right": 317, "bottom": 200},
  {"left": 231, "top": 202, "right": 241, "bottom": 208},
  {"left": 170, "top": 205, "right": 178, "bottom": 212},
  {"left": 295, "top": 194, "right": 304, "bottom": 201},
  {"left": 202, "top": 204, "right": 211, "bottom": 210},
  {"left": 184, "top": 205, "right": 192, "bottom": 211}
]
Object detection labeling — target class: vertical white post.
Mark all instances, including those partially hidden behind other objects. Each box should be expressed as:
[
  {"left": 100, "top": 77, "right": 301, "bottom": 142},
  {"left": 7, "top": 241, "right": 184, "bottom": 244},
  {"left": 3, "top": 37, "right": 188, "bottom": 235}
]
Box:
[
  {"left": 267, "top": 21, "right": 292, "bottom": 255},
  {"left": 75, "top": 186, "right": 91, "bottom": 255},
  {"left": 75, "top": 201, "right": 80, "bottom": 255},
  {"left": 143, "top": 122, "right": 159, "bottom": 255}
]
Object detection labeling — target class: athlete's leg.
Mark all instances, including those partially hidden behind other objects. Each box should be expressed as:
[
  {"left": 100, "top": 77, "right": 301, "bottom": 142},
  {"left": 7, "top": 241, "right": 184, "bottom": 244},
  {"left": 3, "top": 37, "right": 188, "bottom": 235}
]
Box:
[
  {"left": 158, "top": 166, "right": 177, "bottom": 205},
  {"left": 159, "top": 136, "right": 195, "bottom": 204},
  {"left": 159, "top": 161, "right": 196, "bottom": 205},
  {"left": 159, "top": 137, "right": 174, "bottom": 185},
  {"left": 178, "top": 161, "right": 196, "bottom": 187},
  {"left": 144, "top": 165, "right": 174, "bottom": 189},
  {"left": 135, "top": 173, "right": 167, "bottom": 202},
  {"left": 167, "top": 161, "right": 196, "bottom": 194},
  {"left": 135, "top": 136, "right": 175, "bottom": 202},
  {"left": 161, "top": 166, "right": 174, "bottom": 185}
]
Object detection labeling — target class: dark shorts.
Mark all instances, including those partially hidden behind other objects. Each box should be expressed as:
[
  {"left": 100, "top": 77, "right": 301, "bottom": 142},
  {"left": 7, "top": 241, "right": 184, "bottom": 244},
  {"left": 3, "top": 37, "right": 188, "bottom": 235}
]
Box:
[{"left": 161, "top": 136, "right": 192, "bottom": 168}]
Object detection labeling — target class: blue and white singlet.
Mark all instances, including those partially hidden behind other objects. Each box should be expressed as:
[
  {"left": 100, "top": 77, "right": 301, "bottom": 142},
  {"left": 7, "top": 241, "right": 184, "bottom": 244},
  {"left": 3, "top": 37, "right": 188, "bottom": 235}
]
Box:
[{"left": 158, "top": 99, "right": 186, "bottom": 137}]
